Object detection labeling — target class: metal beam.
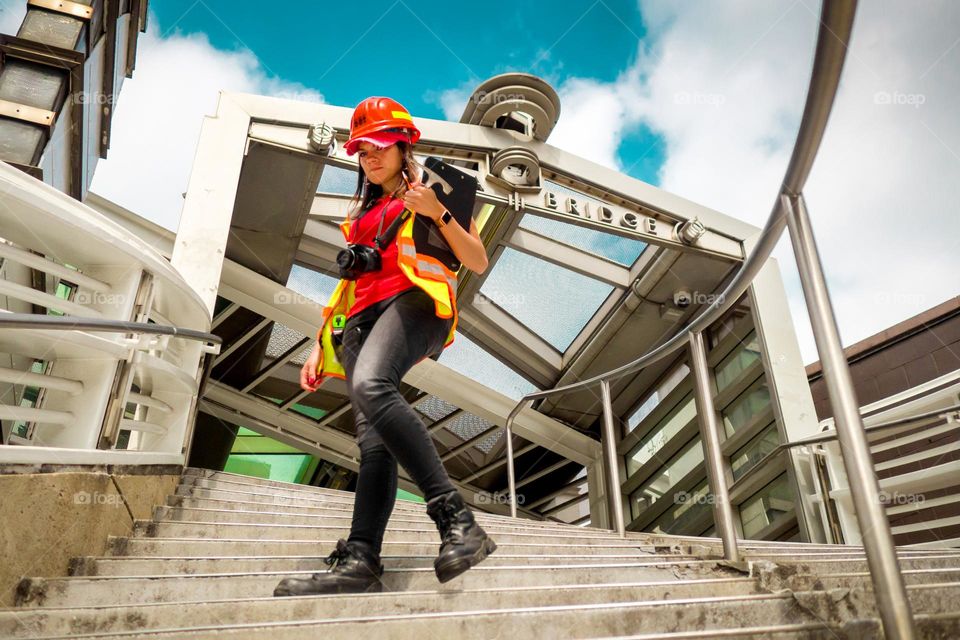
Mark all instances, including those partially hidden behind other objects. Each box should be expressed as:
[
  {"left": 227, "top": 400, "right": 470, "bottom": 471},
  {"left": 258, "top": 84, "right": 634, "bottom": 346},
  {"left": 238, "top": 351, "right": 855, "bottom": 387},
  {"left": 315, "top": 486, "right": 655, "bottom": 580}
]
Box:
[
  {"left": 241, "top": 336, "right": 311, "bottom": 393},
  {"left": 213, "top": 317, "right": 271, "bottom": 367},
  {"left": 460, "top": 442, "right": 538, "bottom": 484}
]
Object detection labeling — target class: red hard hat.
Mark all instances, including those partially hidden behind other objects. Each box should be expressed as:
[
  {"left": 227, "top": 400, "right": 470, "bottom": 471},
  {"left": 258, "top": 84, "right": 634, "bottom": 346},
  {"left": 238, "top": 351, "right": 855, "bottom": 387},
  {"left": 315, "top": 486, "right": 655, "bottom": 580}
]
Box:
[{"left": 344, "top": 96, "right": 421, "bottom": 156}]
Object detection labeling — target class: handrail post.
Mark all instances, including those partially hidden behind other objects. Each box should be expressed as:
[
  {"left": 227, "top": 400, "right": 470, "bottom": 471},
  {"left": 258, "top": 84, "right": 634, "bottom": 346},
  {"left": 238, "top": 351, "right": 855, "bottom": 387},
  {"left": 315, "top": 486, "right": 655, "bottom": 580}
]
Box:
[
  {"left": 599, "top": 379, "right": 626, "bottom": 537},
  {"left": 688, "top": 330, "right": 740, "bottom": 562},
  {"left": 505, "top": 405, "right": 520, "bottom": 518},
  {"left": 783, "top": 192, "right": 915, "bottom": 640}
]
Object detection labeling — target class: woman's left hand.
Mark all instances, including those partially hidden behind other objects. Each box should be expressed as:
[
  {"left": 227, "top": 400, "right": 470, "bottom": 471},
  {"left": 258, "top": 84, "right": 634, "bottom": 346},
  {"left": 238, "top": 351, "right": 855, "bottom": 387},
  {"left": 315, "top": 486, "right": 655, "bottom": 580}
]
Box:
[{"left": 402, "top": 181, "right": 445, "bottom": 221}]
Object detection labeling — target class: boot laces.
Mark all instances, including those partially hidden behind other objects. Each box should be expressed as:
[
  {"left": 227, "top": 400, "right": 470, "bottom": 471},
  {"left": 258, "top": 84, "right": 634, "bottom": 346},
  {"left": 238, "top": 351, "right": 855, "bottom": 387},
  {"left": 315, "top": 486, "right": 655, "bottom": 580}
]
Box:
[
  {"left": 437, "top": 500, "right": 467, "bottom": 544},
  {"left": 323, "top": 539, "right": 353, "bottom": 568}
]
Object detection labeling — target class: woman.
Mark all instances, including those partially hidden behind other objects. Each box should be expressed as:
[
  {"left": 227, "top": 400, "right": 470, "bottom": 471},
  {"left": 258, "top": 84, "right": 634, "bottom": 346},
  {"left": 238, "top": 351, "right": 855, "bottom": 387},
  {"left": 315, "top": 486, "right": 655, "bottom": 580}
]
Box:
[{"left": 274, "top": 97, "right": 496, "bottom": 597}]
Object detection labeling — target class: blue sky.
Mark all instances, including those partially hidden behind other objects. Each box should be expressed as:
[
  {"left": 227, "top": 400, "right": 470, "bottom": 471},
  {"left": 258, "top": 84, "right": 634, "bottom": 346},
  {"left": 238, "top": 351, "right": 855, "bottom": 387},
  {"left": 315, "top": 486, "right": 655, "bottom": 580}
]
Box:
[
  {"left": 149, "top": 0, "right": 665, "bottom": 184},
  {"left": 2, "top": 1, "right": 954, "bottom": 365}
]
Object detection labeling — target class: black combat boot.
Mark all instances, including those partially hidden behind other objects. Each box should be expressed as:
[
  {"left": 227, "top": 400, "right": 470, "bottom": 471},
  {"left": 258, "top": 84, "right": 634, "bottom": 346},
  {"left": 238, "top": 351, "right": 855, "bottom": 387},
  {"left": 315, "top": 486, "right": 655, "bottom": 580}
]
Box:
[
  {"left": 272, "top": 538, "right": 384, "bottom": 596},
  {"left": 425, "top": 490, "right": 497, "bottom": 583}
]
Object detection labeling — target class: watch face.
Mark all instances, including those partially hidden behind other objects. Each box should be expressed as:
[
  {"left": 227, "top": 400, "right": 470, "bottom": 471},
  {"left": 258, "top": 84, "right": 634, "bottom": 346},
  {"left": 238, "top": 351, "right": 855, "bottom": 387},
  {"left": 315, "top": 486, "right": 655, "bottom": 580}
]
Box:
[{"left": 442, "top": 210, "right": 453, "bottom": 223}]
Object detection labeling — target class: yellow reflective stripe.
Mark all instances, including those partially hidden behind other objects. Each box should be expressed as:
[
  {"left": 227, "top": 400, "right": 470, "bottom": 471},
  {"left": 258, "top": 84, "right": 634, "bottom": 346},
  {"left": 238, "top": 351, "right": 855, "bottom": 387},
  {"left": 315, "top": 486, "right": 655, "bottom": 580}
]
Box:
[
  {"left": 415, "top": 259, "right": 457, "bottom": 291},
  {"left": 391, "top": 110, "right": 412, "bottom": 121}
]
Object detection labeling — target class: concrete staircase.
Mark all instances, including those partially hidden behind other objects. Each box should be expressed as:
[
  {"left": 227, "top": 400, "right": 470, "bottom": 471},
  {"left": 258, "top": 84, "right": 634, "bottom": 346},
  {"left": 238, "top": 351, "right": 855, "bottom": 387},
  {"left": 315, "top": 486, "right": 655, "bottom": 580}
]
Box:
[{"left": 4, "top": 467, "right": 960, "bottom": 638}]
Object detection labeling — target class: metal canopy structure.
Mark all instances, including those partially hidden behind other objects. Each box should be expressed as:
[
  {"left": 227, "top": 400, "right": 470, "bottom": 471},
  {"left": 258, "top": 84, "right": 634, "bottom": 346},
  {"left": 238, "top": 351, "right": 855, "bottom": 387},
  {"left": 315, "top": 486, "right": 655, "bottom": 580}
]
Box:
[{"left": 152, "top": 74, "right": 815, "bottom": 526}]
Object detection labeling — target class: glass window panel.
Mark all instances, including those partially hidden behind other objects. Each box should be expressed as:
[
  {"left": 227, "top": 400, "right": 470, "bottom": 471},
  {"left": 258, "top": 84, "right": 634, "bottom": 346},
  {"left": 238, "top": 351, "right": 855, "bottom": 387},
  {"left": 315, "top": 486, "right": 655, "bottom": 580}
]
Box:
[
  {"left": 519, "top": 213, "right": 646, "bottom": 267},
  {"left": 626, "top": 363, "right": 690, "bottom": 433},
  {"left": 437, "top": 331, "right": 538, "bottom": 401},
  {"left": 739, "top": 473, "right": 794, "bottom": 538},
  {"left": 290, "top": 403, "right": 326, "bottom": 421},
  {"left": 730, "top": 422, "right": 779, "bottom": 482},
  {"left": 651, "top": 480, "right": 713, "bottom": 535},
  {"left": 286, "top": 265, "right": 339, "bottom": 305},
  {"left": 714, "top": 331, "right": 761, "bottom": 393},
  {"left": 625, "top": 394, "right": 695, "bottom": 476},
  {"left": 629, "top": 438, "right": 703, "bottom": 519},
  {"left": 538, "top": 180, "right": 647, "bottom": 268},
  {"left": 721, "top": 382, "right": 770, "bottom": 437},
  {"left": 317, "top": 164, "right": 358, "bottom": 195},
  {"left": 479, "top": 247, "right": 613, "bottom": 352}
]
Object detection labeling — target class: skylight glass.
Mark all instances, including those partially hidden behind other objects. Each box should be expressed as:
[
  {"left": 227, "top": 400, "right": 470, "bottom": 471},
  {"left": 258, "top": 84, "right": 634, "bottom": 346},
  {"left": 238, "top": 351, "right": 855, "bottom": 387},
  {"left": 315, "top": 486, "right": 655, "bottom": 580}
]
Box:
[
  {"left": 477, "top": 247, "right": 614, "bottom": 352},
  {"left": 438, "top": 330, "right": 539, "bottom": 400}
]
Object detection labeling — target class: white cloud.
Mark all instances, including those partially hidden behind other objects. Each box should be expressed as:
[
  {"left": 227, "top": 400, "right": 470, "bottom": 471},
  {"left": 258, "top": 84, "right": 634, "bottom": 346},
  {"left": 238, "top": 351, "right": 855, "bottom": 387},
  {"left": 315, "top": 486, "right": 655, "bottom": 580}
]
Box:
[
  {"left": 630, "top": 0, "right": 960, "bottom": 365},
  {"left": 442, "top": 0, "right": 959, "bottom": 366},
  {"left": 90, "top": 13, "right": 324, "bottom": 231}
]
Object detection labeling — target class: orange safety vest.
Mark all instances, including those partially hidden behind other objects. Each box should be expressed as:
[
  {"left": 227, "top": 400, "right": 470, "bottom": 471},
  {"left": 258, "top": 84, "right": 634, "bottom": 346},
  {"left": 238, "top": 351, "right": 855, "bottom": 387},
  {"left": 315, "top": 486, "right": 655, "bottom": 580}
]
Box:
[{"left": 314, "top": 211, "right": 459, "bottom": 382}]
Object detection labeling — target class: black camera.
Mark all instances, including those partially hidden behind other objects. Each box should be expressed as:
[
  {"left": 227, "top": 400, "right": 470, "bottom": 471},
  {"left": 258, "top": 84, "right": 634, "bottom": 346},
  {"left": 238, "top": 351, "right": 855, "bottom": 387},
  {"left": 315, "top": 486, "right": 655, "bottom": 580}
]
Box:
[{"left": 336, "top": 243, "right": 382, "bottom": 280}]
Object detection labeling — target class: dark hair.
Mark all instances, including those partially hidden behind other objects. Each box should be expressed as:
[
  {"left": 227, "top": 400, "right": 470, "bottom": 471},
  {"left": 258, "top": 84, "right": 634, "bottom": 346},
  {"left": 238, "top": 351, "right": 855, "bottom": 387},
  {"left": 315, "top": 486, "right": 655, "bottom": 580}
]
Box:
[{"left": 347, "top": 140, "right": 425, "bottom": 220}]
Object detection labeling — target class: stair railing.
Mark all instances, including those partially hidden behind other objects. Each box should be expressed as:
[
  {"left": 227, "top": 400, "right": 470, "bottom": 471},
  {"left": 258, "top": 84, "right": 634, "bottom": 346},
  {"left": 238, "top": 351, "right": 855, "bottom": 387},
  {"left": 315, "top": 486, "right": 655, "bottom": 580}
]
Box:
[{"left": 502, "top": 2, "right": 918, "bottom": 638}]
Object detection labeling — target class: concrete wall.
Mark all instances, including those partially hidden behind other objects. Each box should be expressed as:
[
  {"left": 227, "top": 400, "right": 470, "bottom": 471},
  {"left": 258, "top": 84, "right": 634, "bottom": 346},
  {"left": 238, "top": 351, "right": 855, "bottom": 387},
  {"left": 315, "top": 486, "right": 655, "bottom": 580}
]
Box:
[{"left": 0, "top": 466, "right": 181, "bottom": 607}]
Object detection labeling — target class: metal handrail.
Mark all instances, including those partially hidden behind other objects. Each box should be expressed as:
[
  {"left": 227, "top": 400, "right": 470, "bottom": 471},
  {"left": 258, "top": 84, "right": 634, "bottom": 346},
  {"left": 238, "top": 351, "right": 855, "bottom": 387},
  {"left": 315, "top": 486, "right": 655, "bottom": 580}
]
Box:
[
  {"left": 729, "top": 404, "right": 960, "bottom": 491},
  {"left": 503, "top": 3, "right": 918, "bottom": 638},
  {"left": 0, "top": 313, "right": 222, "bottom": 348},
  {"left": 503, "top": 0, "right": 854, "bottom": 516},
  {"left": 782, "top": 403, "right": 960, "bottom": 450}
]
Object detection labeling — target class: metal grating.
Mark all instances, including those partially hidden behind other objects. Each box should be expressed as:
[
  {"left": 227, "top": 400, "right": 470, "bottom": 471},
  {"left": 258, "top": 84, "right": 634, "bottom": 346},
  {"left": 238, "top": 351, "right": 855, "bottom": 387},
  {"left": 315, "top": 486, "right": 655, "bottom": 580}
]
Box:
[
  {"left": 474, "top": 429, "right": 503, "bottom": 453},
  {"left": 444, "top": 411, "right": 493, "bottom": 441},
  {"left": 415, "top": 395, "right": 458, "bottom": 421}
]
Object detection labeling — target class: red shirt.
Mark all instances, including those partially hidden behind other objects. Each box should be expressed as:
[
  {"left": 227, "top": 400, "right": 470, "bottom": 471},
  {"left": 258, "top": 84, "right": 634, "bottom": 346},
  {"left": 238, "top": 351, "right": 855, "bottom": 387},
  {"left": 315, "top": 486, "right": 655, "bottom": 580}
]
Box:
[{"left": 347, "top": 196, "right": 417, "bottom": 318}]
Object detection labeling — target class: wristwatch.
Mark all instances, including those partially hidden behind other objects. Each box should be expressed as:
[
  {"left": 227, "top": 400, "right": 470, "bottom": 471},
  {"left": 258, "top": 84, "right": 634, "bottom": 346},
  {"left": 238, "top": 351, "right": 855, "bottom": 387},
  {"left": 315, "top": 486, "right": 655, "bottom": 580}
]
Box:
[{"left": 435, "top": 209, "right": 453, "bottom": 228}]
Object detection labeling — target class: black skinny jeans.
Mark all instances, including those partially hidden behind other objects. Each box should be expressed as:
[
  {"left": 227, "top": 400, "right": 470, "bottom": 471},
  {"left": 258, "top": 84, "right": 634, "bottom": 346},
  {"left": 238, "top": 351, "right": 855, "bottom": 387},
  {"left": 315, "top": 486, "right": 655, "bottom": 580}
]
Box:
[{"left": 338, "top": 286, "right": 457, "bottom": 556}]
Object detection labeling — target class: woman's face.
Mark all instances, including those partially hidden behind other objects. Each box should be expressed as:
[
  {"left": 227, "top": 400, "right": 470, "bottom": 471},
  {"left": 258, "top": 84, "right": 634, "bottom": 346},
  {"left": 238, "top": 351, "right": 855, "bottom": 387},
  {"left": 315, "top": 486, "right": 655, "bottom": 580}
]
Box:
[{"left": 358, "top": 141, "right": 403, "bottom": 185}]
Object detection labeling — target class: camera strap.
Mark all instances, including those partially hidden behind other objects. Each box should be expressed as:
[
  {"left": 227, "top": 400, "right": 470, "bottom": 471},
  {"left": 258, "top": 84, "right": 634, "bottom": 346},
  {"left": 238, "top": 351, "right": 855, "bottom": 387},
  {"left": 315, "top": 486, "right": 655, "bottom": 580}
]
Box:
[{"left": 373, "top": 201, "right": 412, "bottom": 251}]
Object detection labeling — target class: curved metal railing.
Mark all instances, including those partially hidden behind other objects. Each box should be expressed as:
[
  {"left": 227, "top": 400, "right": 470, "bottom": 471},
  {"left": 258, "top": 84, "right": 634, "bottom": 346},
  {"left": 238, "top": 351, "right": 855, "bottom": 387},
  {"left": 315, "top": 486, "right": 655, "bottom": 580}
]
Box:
[
  {"left": 501, "top": 2, "right": 918, "bottom": 638},
  {"left": 0, "top": 313, "right": 222, "bottom": 348},
  {"left": 503, "top": 0, "right": 854, "bottom": 524}
]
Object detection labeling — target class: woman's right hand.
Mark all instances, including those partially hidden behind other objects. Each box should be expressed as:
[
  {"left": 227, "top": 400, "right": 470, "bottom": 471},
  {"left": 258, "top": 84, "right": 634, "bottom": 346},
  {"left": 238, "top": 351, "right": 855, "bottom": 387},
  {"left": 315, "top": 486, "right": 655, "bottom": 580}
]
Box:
[{"left": 300, "top": 340, "right": 322, "bottom": 392}]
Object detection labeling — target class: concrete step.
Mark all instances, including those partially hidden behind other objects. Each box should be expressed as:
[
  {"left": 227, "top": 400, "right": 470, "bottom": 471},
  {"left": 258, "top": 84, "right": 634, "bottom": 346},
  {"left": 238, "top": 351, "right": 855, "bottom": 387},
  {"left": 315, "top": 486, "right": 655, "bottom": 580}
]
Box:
[
  {"left": 173, "top": 482, "right": 639, "bottom": 536},
  {"left": 175, "top": 478, "right": 639, "bottom": 529},
  {"left": 14, "top": 560, "right": 739, "bottom": 607},
  {"left": 7, "top": 591, "right": 837, "bottom": 639},
  {"left": 165, "top": 494, "right": 634, "bottom": 539},
  {"left": 151, "top": 507, "right": 960, "bottom": 564},
  {"left": 578, "top": 614, "right": 960, "bottom": 640},
  {"left": 0, "top": 577, "right": 762, "bottom": 637},
  {"left": 132, "top": 519, "right": 651, "bottom": 545},
  {"left": 69, "top": 550, "right": 960, "bottom": 578},
  {"left": 152, "top": 504, "right": 623, "bottom": 535},
  {"left": 741, "top": 552, "right": 960, "bottom": 569},
  {"left": 69, "top": 552, "right": 702, "bottom": 576},
  {"left": 106, "top": 536, "right": 664, "bottom": 558}
]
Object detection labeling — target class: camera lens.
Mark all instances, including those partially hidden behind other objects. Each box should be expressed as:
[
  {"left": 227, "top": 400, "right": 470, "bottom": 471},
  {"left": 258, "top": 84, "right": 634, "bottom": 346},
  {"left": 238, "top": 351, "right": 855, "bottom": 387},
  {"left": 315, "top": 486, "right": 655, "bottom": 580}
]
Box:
[{"left": 336, "top": 249, "right": 356, "bottom": 270}]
